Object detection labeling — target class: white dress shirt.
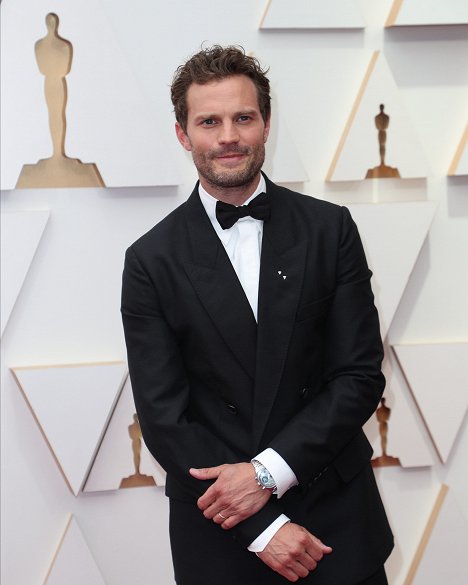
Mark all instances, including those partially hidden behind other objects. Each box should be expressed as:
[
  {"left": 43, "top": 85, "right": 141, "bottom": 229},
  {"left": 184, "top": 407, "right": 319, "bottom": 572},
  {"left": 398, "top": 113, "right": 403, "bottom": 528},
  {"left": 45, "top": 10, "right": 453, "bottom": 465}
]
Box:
[{"left": 198, "top": 177, "right": 298, "bottom": 552}]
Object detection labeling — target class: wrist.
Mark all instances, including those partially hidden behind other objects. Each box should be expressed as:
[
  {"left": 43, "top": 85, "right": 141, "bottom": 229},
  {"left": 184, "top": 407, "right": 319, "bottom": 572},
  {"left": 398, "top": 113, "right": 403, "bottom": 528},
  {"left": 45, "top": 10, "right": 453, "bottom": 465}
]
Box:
[{"left": 251, "top": 459, "right": 277, "bottom": 493}]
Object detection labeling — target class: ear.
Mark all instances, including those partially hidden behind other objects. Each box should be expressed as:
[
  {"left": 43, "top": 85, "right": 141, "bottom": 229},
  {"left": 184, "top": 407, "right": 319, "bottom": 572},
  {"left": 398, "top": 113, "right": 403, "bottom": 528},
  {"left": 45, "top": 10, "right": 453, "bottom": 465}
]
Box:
[
  {"left": 263, "top": 115, "right": 271, "bottom": 143},
  {"left": 175, "top": 122, "right": 192, "bottom": 152}
]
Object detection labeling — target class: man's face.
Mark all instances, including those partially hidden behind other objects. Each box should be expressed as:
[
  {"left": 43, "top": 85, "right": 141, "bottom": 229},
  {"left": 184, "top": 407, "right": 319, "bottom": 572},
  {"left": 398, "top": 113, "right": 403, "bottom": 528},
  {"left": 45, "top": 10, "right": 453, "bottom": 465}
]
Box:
[{"left": 175, "top": 75, "right": 270, "bottom": 193}]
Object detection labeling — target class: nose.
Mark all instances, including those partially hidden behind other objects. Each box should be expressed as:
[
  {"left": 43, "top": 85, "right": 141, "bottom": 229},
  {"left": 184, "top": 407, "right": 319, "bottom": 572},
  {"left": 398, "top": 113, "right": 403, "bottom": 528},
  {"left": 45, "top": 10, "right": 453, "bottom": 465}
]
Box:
[{"left": 218, "top": 122, "right": 240, "bottom": 145}]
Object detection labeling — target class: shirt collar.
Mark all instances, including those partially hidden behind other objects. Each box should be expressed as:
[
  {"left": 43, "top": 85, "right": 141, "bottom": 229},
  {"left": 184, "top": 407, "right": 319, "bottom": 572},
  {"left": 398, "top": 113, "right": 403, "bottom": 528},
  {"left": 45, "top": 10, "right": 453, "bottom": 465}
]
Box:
[{"left": 198, "top": 175, "right": 267, "bottom": 226}]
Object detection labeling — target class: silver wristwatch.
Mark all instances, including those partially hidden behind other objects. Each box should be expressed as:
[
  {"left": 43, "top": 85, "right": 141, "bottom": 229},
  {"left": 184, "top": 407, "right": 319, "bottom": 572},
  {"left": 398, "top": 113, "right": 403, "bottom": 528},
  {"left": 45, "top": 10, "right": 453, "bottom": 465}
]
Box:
[{"left": 251, "top": 459, "right": 277, "bottom": 492}]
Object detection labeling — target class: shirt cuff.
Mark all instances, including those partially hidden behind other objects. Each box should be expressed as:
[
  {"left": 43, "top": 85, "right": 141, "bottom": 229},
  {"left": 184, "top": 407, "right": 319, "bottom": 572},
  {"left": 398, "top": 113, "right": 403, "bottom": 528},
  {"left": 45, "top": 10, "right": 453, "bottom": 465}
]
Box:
[
  {"left": 254, "top": 448, "right": 298, "bottom": 498},
  {"left": 247, "top": 514, "right": 290, "bottom": 552}
]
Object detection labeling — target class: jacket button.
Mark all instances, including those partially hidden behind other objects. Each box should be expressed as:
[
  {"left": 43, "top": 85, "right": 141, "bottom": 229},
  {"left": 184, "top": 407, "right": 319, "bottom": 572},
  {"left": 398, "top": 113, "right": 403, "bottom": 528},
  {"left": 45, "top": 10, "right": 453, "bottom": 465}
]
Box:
[{"left": 226, "top": 403, "right": 238, "bottom": 415}]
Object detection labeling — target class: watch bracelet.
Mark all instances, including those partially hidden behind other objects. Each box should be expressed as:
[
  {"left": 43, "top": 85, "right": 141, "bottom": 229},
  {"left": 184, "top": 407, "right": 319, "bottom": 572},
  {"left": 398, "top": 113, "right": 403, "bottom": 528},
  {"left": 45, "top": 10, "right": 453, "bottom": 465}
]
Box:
[{"left": 251, "top": 459, "right": 277, "bottom": 492}]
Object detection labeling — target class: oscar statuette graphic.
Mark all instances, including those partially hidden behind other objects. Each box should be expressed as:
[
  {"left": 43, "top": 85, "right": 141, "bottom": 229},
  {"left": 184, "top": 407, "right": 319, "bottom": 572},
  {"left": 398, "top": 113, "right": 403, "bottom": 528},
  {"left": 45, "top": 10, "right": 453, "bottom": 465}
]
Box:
[
  {"left": 16, "top": 13, "right": 105, "bottom": 189},
  {"left": 372, "top": 397, "right": 401, "bottom": 467},
  {"left": 365, "top": 104, "right": 401, "bottom": 179},
  {"left": 120, "top": 414, "right": 156, "bottom": 488}
]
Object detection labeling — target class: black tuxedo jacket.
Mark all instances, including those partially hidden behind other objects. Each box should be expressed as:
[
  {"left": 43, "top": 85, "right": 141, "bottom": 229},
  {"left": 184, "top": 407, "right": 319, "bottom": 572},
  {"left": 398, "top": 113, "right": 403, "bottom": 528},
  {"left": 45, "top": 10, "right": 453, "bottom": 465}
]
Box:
[{"left": 121, "top": 175, "right": 393, "bottom": 583}]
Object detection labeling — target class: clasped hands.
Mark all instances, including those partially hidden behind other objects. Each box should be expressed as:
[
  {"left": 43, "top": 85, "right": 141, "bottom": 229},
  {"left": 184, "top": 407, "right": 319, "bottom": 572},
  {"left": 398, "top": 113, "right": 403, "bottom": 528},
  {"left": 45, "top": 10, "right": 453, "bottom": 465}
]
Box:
[{"left": 189, "top": 463, "right": 332, "bottom": 582}]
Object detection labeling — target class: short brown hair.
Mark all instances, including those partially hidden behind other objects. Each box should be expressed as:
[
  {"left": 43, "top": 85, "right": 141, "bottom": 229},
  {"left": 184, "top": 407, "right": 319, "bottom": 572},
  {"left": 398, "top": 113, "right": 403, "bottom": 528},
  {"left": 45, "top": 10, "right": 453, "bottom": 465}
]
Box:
[{"left": 171, "top": 45, "right": 271, "bottom": 132}]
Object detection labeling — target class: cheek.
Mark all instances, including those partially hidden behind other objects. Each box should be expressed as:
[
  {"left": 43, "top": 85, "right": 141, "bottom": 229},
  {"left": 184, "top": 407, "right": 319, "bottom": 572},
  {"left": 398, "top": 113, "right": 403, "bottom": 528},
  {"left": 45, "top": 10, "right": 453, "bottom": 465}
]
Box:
[
  {"left": 244, "top": 128, "right": 268, "bottom": 147},
  {"left": 188, "top": 135, "right": 212, "bottom": 155}
]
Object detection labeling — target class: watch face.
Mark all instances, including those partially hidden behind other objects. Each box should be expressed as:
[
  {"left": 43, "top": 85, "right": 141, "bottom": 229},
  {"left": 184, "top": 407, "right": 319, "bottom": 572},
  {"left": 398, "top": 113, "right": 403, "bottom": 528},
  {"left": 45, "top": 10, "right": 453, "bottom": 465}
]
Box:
[{"left": 258, "top": 469, "right": 275, "bottom": 488}]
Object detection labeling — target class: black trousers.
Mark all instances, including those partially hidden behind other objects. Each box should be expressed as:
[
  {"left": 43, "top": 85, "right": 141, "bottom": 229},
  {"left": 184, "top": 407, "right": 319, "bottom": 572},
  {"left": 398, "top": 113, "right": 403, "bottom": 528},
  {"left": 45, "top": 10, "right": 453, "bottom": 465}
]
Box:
[{"left": 169, "top": 498, "right": 388, "bottom": 585}]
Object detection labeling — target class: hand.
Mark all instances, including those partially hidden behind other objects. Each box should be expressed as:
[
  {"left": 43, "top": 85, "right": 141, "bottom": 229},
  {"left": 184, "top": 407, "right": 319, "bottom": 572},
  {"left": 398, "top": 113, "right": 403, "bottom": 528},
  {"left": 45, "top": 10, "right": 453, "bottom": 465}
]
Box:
[
  {"left": 189, "top": 462, "right": 271, "bottom": 529},
  {"left": 257, "top": 523, "right": 332, "bottom": 582}
]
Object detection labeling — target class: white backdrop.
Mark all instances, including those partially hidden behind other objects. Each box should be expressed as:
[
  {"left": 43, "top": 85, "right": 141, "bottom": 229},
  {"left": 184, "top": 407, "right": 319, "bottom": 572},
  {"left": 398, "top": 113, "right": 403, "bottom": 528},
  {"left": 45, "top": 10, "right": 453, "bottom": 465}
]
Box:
[{"left": 1, "top": 0, "right": 468, "bottom": 584}]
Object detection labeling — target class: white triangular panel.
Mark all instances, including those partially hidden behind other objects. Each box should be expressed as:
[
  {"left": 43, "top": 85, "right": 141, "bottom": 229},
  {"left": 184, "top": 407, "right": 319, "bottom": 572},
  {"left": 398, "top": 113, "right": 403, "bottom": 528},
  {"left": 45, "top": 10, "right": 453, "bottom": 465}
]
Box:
[
  {"left": 44, "top": 516, "right": 105, "bottom": 585},
  {"left": 12, "top": 362, "right": 127, "bottom": 495},
  {"left": 406, "top": 486, "right": 468, "bottom": 585},
  {"left": 393, "top": 343, "right": 468, "bottom": 463},
  {"left": 327, "top": 52, "right": 430, "bottom": 181},
  {"left": 1, "top": 0, "right": 181, "bottom": 189},
  {"left": 373, "top": 468, "right": 442, "bottom": 583},
  {"left": 264, "top": 95, "right": 309, "bottom": 183},
  {"left": 84, "top": 376, "right": 166, "bottom": 492},
  {"left": 386, "top": 0, "right": 468, "bottom": 27},
  {"left": 260, "top": 0, "right": 364, "bottom": 29},
  {"left": 448, "top": 124, "right": 468, "bottom": 176},
  {"left": 348, "top": 202, "right": 436, "bottom": 340},
  {"left": 364, "top": 351, "right": 435, "bottom": 467},
  {"left": 0, "top": 211, "right": 49, "bottom": 336}
]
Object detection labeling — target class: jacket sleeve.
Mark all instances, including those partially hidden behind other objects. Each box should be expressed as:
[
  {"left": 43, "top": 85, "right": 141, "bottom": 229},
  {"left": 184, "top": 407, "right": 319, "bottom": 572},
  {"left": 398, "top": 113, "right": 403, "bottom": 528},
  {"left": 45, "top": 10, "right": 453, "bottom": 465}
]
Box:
[
  {"left": 121, "top": 245, "right": 283, "bottom": 546},
  {"left": 268, "top": 206, "right": 385, "bottom": 486}
]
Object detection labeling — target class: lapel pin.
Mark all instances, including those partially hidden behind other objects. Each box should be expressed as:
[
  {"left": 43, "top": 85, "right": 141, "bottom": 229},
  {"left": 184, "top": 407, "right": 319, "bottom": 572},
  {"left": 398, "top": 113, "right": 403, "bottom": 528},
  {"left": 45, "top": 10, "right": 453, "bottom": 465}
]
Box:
[
  {"left": 283, "top": 275, "right": 287, "bottom": 280},
  {"left": 277, "top": 270, "right": 282, "bottom": 275}
]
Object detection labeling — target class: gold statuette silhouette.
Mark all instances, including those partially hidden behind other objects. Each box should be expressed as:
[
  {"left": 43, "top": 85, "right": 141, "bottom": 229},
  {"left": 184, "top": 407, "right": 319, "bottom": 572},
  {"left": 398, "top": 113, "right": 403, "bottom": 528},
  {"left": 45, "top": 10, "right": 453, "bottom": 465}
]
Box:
[
  {"left": 120, "top": 414, "right": 156, "bottom": 489},
  {"left": 372, "top": 397, "right": 401, "bottom": 467},
  {"left": 16, "top": 13, "right": 104, "bottom": 189},
  {"left": 365, "top": 104, "right": 401, "bottom": 179}
]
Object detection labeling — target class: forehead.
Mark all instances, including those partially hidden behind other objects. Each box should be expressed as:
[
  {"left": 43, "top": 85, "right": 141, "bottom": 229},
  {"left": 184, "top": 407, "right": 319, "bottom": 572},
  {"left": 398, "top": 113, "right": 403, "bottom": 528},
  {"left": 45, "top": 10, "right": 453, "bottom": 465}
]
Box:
[{"left": 185, "top": 75, "right": 260, "bottom": 116}]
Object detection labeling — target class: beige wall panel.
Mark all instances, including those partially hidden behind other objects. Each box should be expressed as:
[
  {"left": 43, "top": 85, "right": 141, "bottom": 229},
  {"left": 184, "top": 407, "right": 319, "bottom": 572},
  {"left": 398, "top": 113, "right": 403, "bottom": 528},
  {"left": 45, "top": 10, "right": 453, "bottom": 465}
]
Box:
[
  {"left": 260, "top": 0, "right": 364, "bottom": 29},
  {"left": 44, "top": 516, "right": 106, "bottom": 585},
  {"left": 0, "top": 211, "right": 49, "bottom": 336},
  {"left": 448, "top": 124, "right": 468, "bottom": 176},
  {"left": 375, "top": 468, "right": 441, "bottom": 585},
  {"left": 348, "top": 202, "right": 436, "bottom": 339},
  {"left": 364, "top": 351, "right": 436, "bottom": 468},
  {"left": 263, "top": 91, "right": 309, "bottom": 183},
  {"left": 393, "top": 343, "right": 468, "bottom": 463},
  {"left": 405, "top": 485, "right": 468, "bottom": 585},
  {"left": 386, "top": 0, "right": 468, "bottom": 26},
  {"left": 1, "top": 0, "right": 181, "bottom": 189},
  {"left": 12, "top": 362, "right": 127, "bottom": 495},
  {"left": 85, "top": 377, "right": 166, "bottom": 492},
  {"left": 327, "top": 52, "right": 430, "bottom": 181}
]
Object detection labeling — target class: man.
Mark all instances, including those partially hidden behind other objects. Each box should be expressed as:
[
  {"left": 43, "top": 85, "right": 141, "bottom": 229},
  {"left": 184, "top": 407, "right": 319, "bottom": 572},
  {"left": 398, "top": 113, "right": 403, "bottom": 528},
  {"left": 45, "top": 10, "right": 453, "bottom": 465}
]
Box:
[{"left": 121, "top": 45, "right": 393, "bottom": 585}]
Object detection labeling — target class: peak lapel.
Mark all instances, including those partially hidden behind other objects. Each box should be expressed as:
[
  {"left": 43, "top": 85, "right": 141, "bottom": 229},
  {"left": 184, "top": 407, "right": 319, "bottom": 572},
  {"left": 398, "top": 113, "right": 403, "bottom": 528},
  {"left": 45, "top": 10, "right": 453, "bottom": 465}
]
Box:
[
  {"left": 253, "top": 182, "right": 307, "bottom": 450},
  {"left": 183, "top": 189, "right": 257, "bottom": 380}
]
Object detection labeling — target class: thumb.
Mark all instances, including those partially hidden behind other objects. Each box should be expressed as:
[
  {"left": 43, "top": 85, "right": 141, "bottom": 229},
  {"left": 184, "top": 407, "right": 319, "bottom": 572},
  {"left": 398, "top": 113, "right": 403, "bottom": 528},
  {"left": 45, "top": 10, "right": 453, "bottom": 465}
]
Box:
[
  {"left": 311, "top": 535, "right": 333, "bottom": 553},
  {"left": 189, "top": 465, "right": 225, "bottom": 480}
]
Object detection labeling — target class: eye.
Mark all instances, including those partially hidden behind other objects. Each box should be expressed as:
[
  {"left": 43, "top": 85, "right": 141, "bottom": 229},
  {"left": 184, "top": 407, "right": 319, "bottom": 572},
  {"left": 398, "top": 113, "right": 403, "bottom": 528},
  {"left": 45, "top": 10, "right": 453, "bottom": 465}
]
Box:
[
  {"left": 201, "top": 118, "right": 216, "bottom": 126},
  {"left": 238, "top": 115, "right": 251, "bottom": 123}
]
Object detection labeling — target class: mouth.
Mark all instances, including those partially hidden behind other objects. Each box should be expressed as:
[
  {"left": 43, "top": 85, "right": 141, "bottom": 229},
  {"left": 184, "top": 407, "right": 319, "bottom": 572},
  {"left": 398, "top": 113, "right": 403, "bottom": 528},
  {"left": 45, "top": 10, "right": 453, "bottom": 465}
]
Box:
[
  {"left": 217, "top": 153, "right": 245, "bottom": 160},
  {"left": 214, "top": 153, "right": 248, "bottom": 167},
  {"left": 214, "top": 148, "right": 249, "bottom": 162}
]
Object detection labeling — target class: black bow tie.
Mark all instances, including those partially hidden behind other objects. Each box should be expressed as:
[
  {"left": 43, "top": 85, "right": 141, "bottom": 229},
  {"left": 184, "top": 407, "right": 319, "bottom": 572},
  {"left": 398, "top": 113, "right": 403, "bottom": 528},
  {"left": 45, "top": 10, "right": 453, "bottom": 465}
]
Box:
[{"left": 215, "top": 192, "right": 271, "bottom": 230}]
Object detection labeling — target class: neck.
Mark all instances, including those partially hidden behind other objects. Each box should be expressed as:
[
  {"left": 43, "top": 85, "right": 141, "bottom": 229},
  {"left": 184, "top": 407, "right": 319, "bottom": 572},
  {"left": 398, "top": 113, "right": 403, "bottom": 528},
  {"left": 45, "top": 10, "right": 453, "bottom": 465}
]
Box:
[{"left": 199, "top": 174, "right": 261, "bottom": 206}]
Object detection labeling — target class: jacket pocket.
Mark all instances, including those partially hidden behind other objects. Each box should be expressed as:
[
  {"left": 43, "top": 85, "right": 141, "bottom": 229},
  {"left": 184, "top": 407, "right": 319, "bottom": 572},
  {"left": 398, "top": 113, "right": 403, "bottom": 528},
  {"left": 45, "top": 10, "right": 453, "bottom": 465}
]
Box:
[{"left": 295, "top": 293, "right": 334, "bottom": 323}]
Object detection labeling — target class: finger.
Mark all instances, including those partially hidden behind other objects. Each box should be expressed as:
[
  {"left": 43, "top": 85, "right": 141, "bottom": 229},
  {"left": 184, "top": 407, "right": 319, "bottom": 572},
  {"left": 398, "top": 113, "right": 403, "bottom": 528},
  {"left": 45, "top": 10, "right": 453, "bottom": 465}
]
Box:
[
  {"left": 307, "top": 544, "right": 332, "bottom": 561},
  {"left": 201, "top": 493, "right": 232, "bottom": 518},
  {"left": 299, "top": 552, "right": 318, "bottom": 572},
  {"left": 212, "top": 511, "right": 228, "bottom": 525},
  {"left": 257, "top": 554, "right": 298, "bottom": 583},
  {"left": 202, "top": 501, "right": 220, "bottom": 518},
  {"left": 197, "top": 489, "right": 217, "bottom": 512},
  {"left": 290, "top": 560, "right": 309, "bottom": 579},
  {"left": 277, "top": 566, "right": 300, "bottom": 582},
  {"left": 220, "top": 514, "right": 241, "bottom": 529},
  {"left": 305, "top": 545, "right": 324, "bottom": 563},
  {"left": 189, "top": 465, "right": 224, "bottom": 480}
]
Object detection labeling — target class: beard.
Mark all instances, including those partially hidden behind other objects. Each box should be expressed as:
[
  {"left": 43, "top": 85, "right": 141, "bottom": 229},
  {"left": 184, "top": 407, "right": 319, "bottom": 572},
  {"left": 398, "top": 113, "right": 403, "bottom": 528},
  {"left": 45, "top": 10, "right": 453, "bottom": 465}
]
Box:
[{"left": 190, "top": 142, "right": 265, "bottom": 190}]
